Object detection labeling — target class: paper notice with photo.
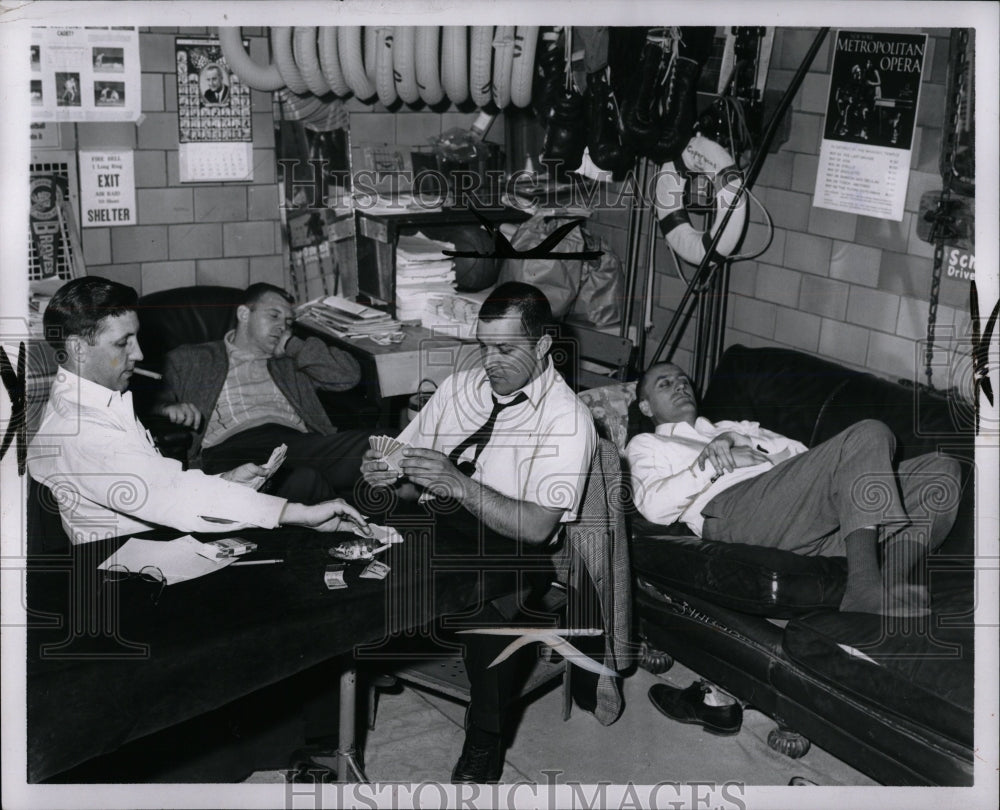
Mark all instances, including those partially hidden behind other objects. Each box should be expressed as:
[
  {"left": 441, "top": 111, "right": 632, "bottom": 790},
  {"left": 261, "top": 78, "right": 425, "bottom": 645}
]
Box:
[{"left": 98, "top": 535, "right": 234, "bottom": 585}]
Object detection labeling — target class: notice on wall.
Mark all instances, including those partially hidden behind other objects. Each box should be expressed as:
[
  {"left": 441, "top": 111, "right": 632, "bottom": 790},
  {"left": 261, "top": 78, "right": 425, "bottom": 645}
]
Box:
[
  {"left": 175, "top": 36, "right": 254, "bottom": 183},
  {"left": 79, "top": 151, "right": 136, "bottom": 228},
  {"left": 29, "top": 122, "right": 61, "bottom": 149},
  {"left": 30, "top": 27, "right": 141, "bottom": 123},
  {"left": 813, "top": 30, "right": 927, "bottom": 221}
]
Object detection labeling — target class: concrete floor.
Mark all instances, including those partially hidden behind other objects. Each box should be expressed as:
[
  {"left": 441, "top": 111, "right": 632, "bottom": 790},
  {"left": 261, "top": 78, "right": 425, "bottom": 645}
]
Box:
[{"left": 245, "top": 659, "right": 877, "bottom": 787}]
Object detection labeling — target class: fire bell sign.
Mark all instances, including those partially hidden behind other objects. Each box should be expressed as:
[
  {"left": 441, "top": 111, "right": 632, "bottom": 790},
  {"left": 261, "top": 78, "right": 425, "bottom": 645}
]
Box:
[{"left": 79, "top": 150, "right": 136, "bottom": 227}]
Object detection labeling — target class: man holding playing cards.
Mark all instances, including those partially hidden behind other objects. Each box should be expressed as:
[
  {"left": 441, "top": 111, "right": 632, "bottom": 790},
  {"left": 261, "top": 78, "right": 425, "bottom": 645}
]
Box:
[
  {"left": 153, "top": 283, "right": 370, "bottom": 504},
  {"left": 361, "top": 282, "right": 596, "bottom": 783},
  {"left": 28, "top": 277, "right": 371, "bottom": 546}
]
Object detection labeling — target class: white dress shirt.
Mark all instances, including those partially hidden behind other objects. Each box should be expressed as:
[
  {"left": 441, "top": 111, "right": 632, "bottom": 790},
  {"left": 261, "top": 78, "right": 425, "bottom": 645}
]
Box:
[
  {"left": 397, "top": 359, "right": 596, "bottom": 523},
  {"left": 625, "top": 417, "right": 807, "bottom": 535},
  {"left": 28, "top": 368, "right": 287, "bottom": 545}
]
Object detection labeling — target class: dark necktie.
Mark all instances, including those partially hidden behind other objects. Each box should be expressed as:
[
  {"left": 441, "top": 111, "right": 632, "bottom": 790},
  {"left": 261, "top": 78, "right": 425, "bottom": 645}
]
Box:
[{"left": 448, "top": 392, "right": 528, "bottom": 476}]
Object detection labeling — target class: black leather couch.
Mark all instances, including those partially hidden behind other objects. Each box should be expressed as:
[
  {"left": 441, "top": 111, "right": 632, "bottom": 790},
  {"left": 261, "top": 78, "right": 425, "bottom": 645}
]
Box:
[{"left": 618, "top": 345, "right": 975, "bottom": 786}]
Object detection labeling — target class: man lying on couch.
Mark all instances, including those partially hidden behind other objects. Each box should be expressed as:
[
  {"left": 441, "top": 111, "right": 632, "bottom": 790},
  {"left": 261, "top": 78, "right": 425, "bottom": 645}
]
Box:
[{"left": 625, "top": 361, "right": 961, "bottom": 616}]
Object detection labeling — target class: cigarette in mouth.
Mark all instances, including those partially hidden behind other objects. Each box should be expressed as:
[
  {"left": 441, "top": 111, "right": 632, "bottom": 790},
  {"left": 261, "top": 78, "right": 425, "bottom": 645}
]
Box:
[{"left": 131, "top": 367, "right": 162, "bottom": 379}]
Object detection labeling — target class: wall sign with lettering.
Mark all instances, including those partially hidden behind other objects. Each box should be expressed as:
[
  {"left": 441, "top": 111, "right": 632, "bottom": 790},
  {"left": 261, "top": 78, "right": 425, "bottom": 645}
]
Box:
[
  {"left": 31, "top": 27, "right": 142, "bottom": 123},
  {"left": 79, "top": 151, "right": 136, "bottom": 227},
  {"left": 813, "top": 30, "right": 928, "bottom": 221}
]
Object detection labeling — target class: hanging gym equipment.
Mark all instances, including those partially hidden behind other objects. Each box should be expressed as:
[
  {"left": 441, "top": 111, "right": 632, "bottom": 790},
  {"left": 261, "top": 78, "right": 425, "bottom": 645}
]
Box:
[
  {"left": 415, "top": 26, "right": 445, "bottom": 105},
  {"left": 338, "top": 26, "right": 377, "bottom": 101},
  {"left": 469, "top": 26, "right": 495, "bottom": 108},
  {"left": 441, "top": 26, "right": 469, "bottom": 105},
  {"left": 374, "top": 27, "right": 398, "bottom": 107},
  {"left": 509, "top": 27, "right": 539, "bottom": 108},
  {"left": 219, "top": 25, "right": 548, "bottom": 112},
  {"left": 491, "top": 26, "right": 516, "bottom": 109},
  {"left": 392, "top": 25, "right": 421, "bottom": 104},
  {"left": 218, "top": 27, "right": 285, "bottom": 91},
  {"left": 652, "top": 133, "right": 748, "bottom": 265},
  {"left": 650, "top": 27, "right": 831, "bottom": 367},
  {"left": 318, "top": 27, "right": 351, "bottom": 97},
  {"left": 292, "top": 27, "right": 332, "bottom": 97},
  {"left": 271, "top": 27, "right": 310, "bottom": 95}
]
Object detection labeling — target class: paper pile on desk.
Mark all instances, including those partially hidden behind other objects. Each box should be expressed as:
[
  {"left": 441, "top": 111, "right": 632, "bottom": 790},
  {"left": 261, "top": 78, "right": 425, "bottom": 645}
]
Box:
[
  {"left": 296, "top": 295, "right": 403, "bottom": 339},
  {"left": 394, "top": 232, "right": 456, "bottom": 324},
  {"left": 98, "top": 535, "right": 234, "bottom": 585},
  {"left": 423, "top": 292, "right": 485, "bottom": 339}
]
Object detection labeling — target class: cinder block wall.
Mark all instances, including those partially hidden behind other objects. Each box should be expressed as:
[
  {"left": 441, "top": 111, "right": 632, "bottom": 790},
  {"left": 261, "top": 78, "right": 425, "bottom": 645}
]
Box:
[
  {"left": 75, "top": 27, "right": 285, "bottom": 296},
  {"left": 72, "top": 27, "right": 503, "bottom": 299},
  {"left": 588, "top": 26, "right": 968, "bottom": 388}
]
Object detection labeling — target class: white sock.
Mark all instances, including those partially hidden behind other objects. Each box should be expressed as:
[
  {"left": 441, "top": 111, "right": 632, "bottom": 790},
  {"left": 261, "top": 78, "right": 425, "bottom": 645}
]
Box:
[{"left": 703, "top": 685, "right": 735, "bottom": 707}]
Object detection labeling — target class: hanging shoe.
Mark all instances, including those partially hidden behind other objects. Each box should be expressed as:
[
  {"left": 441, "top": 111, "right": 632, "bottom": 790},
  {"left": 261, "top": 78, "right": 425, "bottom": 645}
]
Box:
[
  {"left": 542, "top": 86, "right": 587, "bottom": 173},
  {"left": 585, "top": 67, "right": 631, "bottom": 177}
]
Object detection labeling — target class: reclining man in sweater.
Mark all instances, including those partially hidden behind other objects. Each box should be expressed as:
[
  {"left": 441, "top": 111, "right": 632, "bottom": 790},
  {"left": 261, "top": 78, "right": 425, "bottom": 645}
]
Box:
[
  {"left": 625, "top": 362, "right": 961, "bottom": 616},
  {"left": 153, "top": 283, "right": 370, "bottom": 504}
]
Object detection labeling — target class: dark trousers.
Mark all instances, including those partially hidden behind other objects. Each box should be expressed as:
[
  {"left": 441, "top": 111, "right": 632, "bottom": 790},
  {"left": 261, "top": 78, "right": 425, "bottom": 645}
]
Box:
[
  {"left": 201, "top": 424, "right": 371, "bottom": 504},
  {"left": 372, "top": 492, "right": 557, "bottom": 738}
]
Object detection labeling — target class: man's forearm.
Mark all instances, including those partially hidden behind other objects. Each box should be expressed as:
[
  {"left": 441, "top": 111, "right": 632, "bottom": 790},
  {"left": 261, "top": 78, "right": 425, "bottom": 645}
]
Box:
[
  {"left": 458, "top": 478, "right": 561, "bottom": 545},
  {"left": 285, "top": 336, "right": 361, "bottom": 390}
]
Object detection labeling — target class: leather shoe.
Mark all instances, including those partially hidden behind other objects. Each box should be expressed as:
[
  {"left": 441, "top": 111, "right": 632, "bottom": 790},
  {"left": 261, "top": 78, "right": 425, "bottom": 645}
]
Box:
[
  {"left": 648, "top": 681, "right": 743, "bottom": 735},
  {"left": 451, "top": 734, "right": 504, "bottom": 783}
]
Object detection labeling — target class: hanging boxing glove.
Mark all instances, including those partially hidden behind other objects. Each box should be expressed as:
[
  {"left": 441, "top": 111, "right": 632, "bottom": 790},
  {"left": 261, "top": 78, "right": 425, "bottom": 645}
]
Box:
[
  {"left": 586, "top": 67, "right": 631, "bottom": 177},
  {"left": 532, "top": 27, "right": 567, "bottom": 124},
  {"left": 678, "top": 26, "right": 715, "bottom": 63},
  {"left": 621, "top": 40, "right": 669, "bottom": 158},
  {"left": 648, "top": 56, "right": 701, "bottom": 163},
  {"left": 649, "top": 27, "right": 715, "bottom": 163},
  {"left": 542, "top": 86, "right": 587, "bottom": 173}
]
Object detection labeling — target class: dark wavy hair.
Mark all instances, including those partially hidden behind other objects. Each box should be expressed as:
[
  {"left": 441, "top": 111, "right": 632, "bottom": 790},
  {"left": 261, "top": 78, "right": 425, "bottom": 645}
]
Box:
[
  {"left": 43, "top": 276, "right": 139, "bottom": 350},
  {"left": 478, "top": 281, "right": 552, "bottom": 338}
]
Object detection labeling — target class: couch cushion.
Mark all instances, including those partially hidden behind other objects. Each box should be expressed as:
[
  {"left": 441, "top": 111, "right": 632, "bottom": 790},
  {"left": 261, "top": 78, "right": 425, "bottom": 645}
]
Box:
[
  {"left": 632, "top": 523, "right": 847, "bottom": 618},
  {"left": 701, "top": 344, "right": 862, "bottom": 447},
  {"left": 783, "top": 573, "right": 974, "bottom": 747}
]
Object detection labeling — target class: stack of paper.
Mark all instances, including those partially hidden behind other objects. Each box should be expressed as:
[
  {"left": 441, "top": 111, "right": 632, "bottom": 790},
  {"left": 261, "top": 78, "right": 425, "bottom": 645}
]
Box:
[
  {"left": 423, "top": 292, "right": 485, "bottom": 339},
  {"left": 394, "top": 232, "right": 456, "bottom": 324},
  {"left": 296, "top": 295, "right": 403, "bottom": 339},
  {"left": 98, "top": 535, "right": 234, "bottom": 585}
]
